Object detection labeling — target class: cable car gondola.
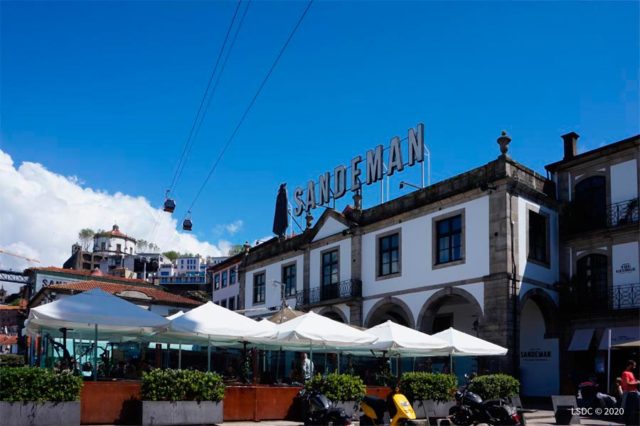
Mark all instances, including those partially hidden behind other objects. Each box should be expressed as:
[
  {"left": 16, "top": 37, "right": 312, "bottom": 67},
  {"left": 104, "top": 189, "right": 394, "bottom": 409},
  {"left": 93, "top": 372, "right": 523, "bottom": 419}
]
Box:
[
  {"left": 163, "top": 190, "right": 176, "bottom": 213},
  {"left": 183, "top": 211, "right": 193, "bottom": 231}
]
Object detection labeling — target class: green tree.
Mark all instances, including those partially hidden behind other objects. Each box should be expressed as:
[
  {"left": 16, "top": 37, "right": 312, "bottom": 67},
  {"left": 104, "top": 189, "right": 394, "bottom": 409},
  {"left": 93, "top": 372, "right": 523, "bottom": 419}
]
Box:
[
  {"left": 163, "top": 251, "right": 179, "bottom": 261},
  {"left": 228, "top": 244, "right": 244, "bottom": 256},
  {"left": 78, "top": 228, "right": 95, "bottom": 250},
  {"left": 137, "top": 239, "right": 149, "bottom": 252}
]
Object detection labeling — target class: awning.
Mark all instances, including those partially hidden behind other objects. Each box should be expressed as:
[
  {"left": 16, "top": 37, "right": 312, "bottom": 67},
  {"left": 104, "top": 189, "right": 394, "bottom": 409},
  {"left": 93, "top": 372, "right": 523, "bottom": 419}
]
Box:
[
  {"left": 568, "top": 329, "right": 594, "bottom": 351},
  {"left": 599, "top": 327, "right": 640, "bottom": 350},
  {"left": 614, "top": 339, "right": 640, "bottom": 348}
]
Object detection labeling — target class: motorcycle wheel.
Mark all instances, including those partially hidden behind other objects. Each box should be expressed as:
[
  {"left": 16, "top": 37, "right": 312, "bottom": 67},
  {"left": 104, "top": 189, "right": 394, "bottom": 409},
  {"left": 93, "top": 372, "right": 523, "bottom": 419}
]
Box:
[{"left": 449, "top": 406, "right": 473, "bottom": 426}]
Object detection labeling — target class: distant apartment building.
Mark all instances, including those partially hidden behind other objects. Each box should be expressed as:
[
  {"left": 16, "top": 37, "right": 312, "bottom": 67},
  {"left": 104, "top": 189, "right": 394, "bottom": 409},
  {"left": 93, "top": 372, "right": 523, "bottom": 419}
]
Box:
[
  {"left": 176, "top": 256, "right": 205, "bottom": 274},
  {"left": 209, "top": 254, "right": 242, "bottom": 311}
]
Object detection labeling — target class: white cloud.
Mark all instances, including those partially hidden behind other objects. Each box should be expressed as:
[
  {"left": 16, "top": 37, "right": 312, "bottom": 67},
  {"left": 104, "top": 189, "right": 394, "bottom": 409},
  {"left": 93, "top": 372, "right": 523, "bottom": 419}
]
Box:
[
  {"left": 0, "top": 149, "right": 231, "bottom": 272},
  {"left": 225, "top": 220, "right": 243, "bottom": 235}
]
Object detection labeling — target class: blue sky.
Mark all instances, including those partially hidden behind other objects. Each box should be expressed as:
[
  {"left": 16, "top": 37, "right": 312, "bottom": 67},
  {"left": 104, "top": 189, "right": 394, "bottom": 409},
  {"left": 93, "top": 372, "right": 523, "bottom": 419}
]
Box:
[{"left": 2, "top": 0, "right": 639, "bottom": 250}]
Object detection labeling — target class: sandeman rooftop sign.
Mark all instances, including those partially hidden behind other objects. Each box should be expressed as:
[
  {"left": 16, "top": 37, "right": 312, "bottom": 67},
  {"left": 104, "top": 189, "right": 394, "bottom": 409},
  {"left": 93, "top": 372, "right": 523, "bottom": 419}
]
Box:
[{"left": 293, "top": 123, "right": 425, "bottom": 217}]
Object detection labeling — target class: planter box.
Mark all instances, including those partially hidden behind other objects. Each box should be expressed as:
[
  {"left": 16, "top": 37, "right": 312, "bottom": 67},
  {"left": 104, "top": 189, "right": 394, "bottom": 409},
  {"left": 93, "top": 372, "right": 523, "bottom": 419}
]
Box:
[
  {"left": 412, "top": 400, "right": 456, "bottom": 419},
  {"left": 142, "top": 400, "right": 223, "bottom": 426},
  {"left": 223, "top": 385, "right": 302, "bottom": 421},
  {"left": 81, "top": 380, "right": 141, "bottom": 425},
  {"left": 332, "top": 401, "right": 359, "bottom": 420},
  {"left": 0, "top": 401, "right": 80, "bottom": 426}
]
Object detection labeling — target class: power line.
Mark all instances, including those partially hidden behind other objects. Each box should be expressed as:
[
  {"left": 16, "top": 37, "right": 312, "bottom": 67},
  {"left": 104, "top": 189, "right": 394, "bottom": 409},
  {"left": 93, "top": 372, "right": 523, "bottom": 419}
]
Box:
[
  {"left": 186, "top": 0, "right": 315, "bottom": 214},
  {"left": 172, "top": 0, "right": 253, "bottom": 191},
  {"left": 168, "top": 0, "right": 243, "bottom": 194}
]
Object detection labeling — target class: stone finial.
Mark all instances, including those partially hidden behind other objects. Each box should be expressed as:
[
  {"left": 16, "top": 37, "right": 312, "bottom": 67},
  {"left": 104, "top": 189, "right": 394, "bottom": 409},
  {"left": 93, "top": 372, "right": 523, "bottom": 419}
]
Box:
[
  {"left": 497, "top": 131, "right": 511, "bottom": 156},
  {"left": 305, "top": 212, "right": 313, "bottom": 230},
  {"left": 353, "top": 191, "right": 363, "bottom": 211}
]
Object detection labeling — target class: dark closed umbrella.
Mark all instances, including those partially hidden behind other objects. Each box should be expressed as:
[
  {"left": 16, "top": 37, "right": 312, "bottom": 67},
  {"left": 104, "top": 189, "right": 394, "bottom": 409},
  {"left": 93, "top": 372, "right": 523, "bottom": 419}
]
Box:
[{"left": 272, "top": 183, "right": 289, "bottom": 237}]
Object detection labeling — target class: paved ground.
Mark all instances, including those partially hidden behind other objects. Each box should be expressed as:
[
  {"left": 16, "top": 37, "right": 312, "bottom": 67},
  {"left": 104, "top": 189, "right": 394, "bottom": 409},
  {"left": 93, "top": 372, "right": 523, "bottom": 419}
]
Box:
[
  {"left": 523, "top": 409, "right": 625, "bottom": 425},
  {"left": 218, "top": 410, "right": 628, "bottom": 425}
]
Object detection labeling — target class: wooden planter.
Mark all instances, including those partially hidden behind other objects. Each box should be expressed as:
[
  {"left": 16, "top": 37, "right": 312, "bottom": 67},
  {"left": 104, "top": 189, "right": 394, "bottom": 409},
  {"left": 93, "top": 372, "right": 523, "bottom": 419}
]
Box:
[
  {"left": 223, "top": 385, "right": 302, "bottom": 421},
  {"left": 141, "top": 400, "right": 223, "bottom": 426},
  {"left": 0, "top": 401, "right": 80, "bottom": 426},
  {"left": 411, "top": 400, "right": 456, "bottom": 419},
  {"left": 80, "top": 380, "right": 142, "bottom": 425}
]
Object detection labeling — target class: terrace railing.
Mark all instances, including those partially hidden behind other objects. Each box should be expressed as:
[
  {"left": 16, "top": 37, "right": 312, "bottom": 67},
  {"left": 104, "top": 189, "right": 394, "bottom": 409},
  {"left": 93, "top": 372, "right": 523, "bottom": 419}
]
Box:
[{"left": 296, "top": 279, "right": 362, "bottom": 307}]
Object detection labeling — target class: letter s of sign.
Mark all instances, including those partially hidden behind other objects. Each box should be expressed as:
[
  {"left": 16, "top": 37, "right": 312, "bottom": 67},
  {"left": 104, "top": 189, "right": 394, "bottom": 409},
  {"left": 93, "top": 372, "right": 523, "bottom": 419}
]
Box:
[{"left": 294, "top": 187, "right": 305, "bottom": 217}]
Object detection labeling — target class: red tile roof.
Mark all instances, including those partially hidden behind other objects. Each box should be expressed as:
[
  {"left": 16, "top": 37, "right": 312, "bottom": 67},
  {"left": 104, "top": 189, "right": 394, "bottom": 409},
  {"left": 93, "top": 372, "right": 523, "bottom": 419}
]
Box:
[
  {"left": 0, "top": 334, "right": 17, "bottom": 345},
  {"left": 27, "top": 266, "right": 150, "bottom": 285},
  {"left": 46, "top": 280, "right": 201, "bottom": 307}
]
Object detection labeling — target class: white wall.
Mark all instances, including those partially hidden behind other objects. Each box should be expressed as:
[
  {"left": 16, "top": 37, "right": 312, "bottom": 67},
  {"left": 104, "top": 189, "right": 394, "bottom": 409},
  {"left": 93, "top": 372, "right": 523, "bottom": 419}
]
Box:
[
  {"left": 361, "top": 196, "right": 490, "bottom": 298},
  {"left": 519, "top": 300, "right": 559, "bottom": 396},
  {"left": 93, "top": 235, "right": 136, "bottom": 255},
  {"left": 309, "top": 240, "right": 352, "bottom": 289},
  {"left": 517, "top": 197, "right": 560, "bottom": 284},
  {"left": 610, "top": 159, "right": 638, "bottom": 204},
  {"left": 244, "top": 255, "right": 304, "bottom": 317},
  {"left": 313, "top": 217, "right": 348, "bottom": 241},
  {"left": 612, "top": 242, "right": 639, "bottom": 286}
]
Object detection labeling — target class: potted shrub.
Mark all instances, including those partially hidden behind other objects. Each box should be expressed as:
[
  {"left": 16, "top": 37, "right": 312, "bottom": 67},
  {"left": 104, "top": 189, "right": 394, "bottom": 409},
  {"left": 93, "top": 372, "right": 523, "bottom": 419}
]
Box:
[
  {"left": 141, "top": 368, "right": 225, "bottom": 426},
  {"left": 400, "top": 372, "right": 457, "bottom": 419},
  {"left": 305, "top": 373, "right": 365, "bottom": 419},
  {"left": 0, "top": 354, "right": 25, "bottom": 367},
  {"left": 468, "top": 373, "right": 520, "bottom": 400},
  {"left": 0, "top": 366, "right": 83, "bottom": 426}
]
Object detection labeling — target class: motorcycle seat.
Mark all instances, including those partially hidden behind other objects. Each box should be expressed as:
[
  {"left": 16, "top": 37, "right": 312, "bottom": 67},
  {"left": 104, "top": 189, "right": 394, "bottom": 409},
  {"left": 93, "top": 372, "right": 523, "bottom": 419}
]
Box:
[{"left": 482, "top": 399, "right": 507, "bottom": 410}]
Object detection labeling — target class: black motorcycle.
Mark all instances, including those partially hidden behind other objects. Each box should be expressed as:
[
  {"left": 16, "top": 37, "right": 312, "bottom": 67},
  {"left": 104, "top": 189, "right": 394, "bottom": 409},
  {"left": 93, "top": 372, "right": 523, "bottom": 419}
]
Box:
[
  {"left": 448, "top": 375, "right": 521, "bottom": 425},
  {"left": 297, "top": 388, "right": 352, "bottom": 426}
]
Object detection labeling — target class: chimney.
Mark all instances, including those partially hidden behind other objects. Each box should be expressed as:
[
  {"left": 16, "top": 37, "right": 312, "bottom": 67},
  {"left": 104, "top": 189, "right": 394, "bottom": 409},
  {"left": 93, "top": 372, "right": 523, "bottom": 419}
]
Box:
[{"left": 561, "top": 132, "right": 579, "bottom": 160}]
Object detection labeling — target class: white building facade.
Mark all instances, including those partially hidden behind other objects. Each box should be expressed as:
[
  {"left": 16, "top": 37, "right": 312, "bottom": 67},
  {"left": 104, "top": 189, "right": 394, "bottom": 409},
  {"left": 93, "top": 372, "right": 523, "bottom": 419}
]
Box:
[{"left": 239, "top": 134, "right": 567, "bottom": 395}]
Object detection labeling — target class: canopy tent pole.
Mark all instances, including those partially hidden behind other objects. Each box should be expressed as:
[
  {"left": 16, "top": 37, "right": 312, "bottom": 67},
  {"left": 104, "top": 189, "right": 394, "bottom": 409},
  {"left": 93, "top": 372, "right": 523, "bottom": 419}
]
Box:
[
  {"left": 337, "top": 352, "right": 341, "bottom": 374},
  {"left": 39, "top": 331, "right": 44, "bottom": 368},
  {"left": 396, "top": 354, "right": 401, "bottom": 379},
  {"left": 166, "top": 343, "right": 171, "bottom": 368},
  {"left": 310, "top": 342, "right": 314, "bottom": 377},
  {"left": 412, "top": 357, "right": 415, "bottom": 372},
  {"left": 178, "top": 344, "right": 182, "bottom": 370},
  {"left": 207, "top": 336, "right": 211, "bottom": 372},
  {"left": 607, "top": 328, "right": 612, "bottom": 394},
  {"left": 449, "top": 354, "right": 453, "bottom": 374},
  {"left": 324, "top": 352, "right": 328, "bottom": 376},
  {"left": 72, "top": 335, "right": 76, "bottom": 372},
  {"left": 93, "top": 324, "right": 98, "bottom": 381}
]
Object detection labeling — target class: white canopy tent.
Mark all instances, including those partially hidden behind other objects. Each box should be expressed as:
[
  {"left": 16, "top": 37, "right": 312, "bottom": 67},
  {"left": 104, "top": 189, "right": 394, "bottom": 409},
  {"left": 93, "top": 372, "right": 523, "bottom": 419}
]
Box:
[
  {"left": 26, "top": 288, "right": 170, "bottom": 339},
  {"left": 162, "top": 301, "right": 276, "bottom": 371},
  {"left": 166, "top": 310, "right": 185, "bottom": 320},
  {"left": 270, "top": 311, "right": 377, "bottom": 349},
  {"left": 364, "top": 321, "right": 450, "bottom": 355},
  {"left": 429, "top": 328, "right": 508, "bottom": 375},
  {"left": 431, "top": 328, "right": 508, "bottom": 356},
  {"left": 266, "top": 311, "right": 378, "bottom": 377},
  {"left": 26, "top": 288, "right": 170, "bottom": 379}
]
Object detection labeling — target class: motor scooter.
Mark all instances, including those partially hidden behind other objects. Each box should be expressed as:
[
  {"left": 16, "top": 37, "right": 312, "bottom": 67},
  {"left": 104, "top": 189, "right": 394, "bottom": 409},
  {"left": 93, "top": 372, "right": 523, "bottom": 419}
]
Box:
[
  {"left": 448, "top": 375, "right": 521, "bottom": 425},
  {"left": 360, "top": 387, "right": 418, "bottom": 426},
  {"left": 297, "top": 388, "right": 352, "bottom": 426}
]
